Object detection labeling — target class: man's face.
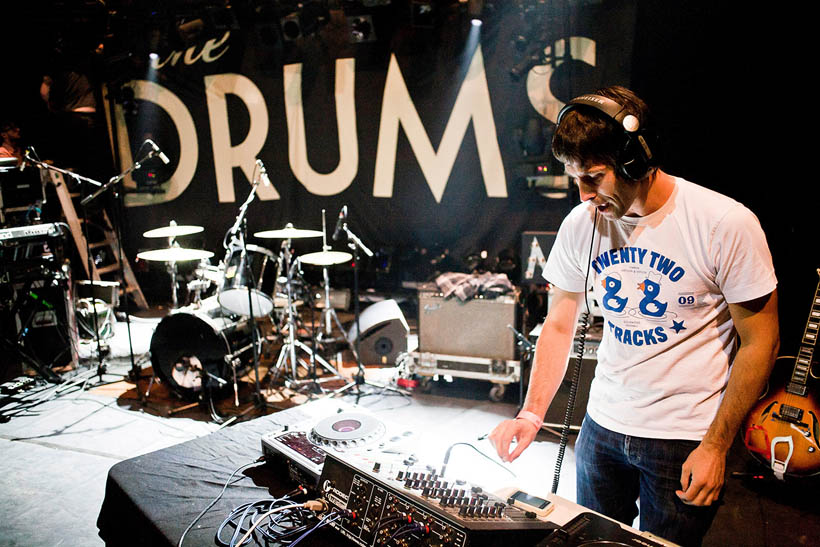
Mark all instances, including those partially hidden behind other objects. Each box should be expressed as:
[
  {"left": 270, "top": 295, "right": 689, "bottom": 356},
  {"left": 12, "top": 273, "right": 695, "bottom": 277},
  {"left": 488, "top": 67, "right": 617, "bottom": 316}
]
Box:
[
  {"left": 563, "top": 160, "right": 642, "bottom": 219},
  {"left": 1, "top": 125, "right": 20, "bottom": 143}
]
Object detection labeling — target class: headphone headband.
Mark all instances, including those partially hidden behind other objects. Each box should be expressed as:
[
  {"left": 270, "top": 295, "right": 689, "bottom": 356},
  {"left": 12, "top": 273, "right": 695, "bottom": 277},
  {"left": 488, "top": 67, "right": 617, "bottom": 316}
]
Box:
[{"left": 558, "top": 94, "right": 641, "bottom": 133}]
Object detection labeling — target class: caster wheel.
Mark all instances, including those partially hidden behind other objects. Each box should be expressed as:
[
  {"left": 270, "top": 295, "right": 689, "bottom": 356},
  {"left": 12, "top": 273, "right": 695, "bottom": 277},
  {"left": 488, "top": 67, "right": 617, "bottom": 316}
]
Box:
[
  {"left": 419, "top": 377, "right": 434, "bottom": 393},
  {"left": 489, "top": 384, "right": 506, "bottom": 402}
]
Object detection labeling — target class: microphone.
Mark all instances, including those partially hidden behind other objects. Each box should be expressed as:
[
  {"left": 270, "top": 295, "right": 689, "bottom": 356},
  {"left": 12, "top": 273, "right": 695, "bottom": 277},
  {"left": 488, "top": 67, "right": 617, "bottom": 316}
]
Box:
[
  {"left": 145, "top": 139, "right": 170, "bottom": 164},
  {"left": 19, "top": 147, "right": 33, "bottom": 171},
  {"left": 332, "top": 205, "right": 347, "bottom": 241},
  {"left": 255, "top": 158, "right": 271, "bottom": 186}
]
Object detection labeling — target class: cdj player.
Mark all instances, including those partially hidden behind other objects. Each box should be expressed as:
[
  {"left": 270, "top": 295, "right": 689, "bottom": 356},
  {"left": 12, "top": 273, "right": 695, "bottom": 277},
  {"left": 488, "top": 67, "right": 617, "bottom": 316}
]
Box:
[{"left": 261, "top": 398, "right": 418, "bottom": 487}]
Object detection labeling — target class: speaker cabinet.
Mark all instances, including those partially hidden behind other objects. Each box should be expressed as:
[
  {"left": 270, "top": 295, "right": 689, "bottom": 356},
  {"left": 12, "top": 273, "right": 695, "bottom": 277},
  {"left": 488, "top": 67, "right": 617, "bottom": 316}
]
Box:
[
  {"left": 6, "top": 278, "right": 79, "bottom": 372},
  {"left": 346, "top": 299, "right": 408, "bottom": 365},
  {"left": 419, "top": 290, "right": 518, "bottom": 360}
]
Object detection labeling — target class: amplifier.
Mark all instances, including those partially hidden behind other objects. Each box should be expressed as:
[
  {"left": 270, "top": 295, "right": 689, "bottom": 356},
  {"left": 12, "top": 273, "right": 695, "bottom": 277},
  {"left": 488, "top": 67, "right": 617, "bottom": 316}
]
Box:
[
  {"left": 419, "top": 290, "right": 518, "bottom": 360},
  {"left": 311, "top": 287, "right": 351, "bottom": 310}
]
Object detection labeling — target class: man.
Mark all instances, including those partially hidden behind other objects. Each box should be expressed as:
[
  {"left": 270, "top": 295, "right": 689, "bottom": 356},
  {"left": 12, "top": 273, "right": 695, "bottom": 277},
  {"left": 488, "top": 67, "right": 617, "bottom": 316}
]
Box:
[
  {"left": 489, "top": 86, "right": 779, "bottom": 546},
  {"left": 0, "top": 120, "right": 24, "bottom": 161}
]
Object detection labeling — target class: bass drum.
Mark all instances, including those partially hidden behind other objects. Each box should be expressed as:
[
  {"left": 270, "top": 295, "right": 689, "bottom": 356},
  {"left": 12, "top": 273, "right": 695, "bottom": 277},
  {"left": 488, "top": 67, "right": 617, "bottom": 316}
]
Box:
[
  {"left": 218, "top": 244, "right": 277, "bottom": 317},
  {"left": 150, "top": 297, "right": 256, "bottom": 399}
]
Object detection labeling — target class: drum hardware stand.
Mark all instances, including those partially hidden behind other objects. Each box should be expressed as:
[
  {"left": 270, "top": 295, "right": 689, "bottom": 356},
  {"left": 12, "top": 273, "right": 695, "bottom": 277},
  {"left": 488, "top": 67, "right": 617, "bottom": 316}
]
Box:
[
  {"left": 268, "top": 245, "right": 342, "bottom": 391},
  {"left": 291, "top": 263, "right": 328, "bottom": 397},
  {"left": 330, "top": 211, "right": 408, "bottom": 402},
  {"left": 316, "top": 210, "right": 349, "bottom": 362}
]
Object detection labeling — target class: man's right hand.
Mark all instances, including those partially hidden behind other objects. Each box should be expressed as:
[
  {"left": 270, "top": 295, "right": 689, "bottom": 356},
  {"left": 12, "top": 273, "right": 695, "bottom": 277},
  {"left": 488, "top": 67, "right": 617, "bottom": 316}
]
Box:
[{"left": 488, "top": 418, "right": 539, "bottom": 463}]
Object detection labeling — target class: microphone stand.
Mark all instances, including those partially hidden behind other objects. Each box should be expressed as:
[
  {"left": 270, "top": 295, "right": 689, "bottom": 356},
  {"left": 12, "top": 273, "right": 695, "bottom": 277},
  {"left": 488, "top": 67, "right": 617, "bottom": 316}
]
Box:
[
  {"left": 78, "top": 153, "right": 153, "bottom": 386},
  {"left": 331, "top": 215, "right": 409, "bottom": 402},
  {"left": 24, "top": 150, "right": 147, "bottom": 384},
  {"left": 223, "top": 174, "right": 274, "bottom": 413}
]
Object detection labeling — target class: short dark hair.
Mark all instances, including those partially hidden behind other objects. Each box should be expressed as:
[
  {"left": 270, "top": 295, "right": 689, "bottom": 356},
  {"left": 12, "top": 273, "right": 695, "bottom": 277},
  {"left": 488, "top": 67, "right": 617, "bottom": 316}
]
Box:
[
  {"left": 0, "top": 120, "right": 18, "bottom": 133},
  {"left": 551, "top": 85, "right": 654, "bottom": 173}
]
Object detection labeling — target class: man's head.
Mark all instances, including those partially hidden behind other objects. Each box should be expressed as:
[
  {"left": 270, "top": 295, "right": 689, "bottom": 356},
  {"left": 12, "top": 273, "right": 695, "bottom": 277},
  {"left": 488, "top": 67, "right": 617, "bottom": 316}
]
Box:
[
  {"left": 552, "top": 86, "right": 657, "bottom": 181},
  {"left": 0, "top": 120, "right": 20, "bottom": 143}
]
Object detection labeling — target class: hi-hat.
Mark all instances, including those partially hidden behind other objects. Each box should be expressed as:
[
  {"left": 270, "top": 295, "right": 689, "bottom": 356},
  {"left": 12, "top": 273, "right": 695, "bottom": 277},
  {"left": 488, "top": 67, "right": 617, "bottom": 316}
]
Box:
[
  {"left": 254, "top": 224, "right": 323, "bottom": 239},
  {"left": 300, "top": 250, "right": 353, "bottom": 266},
  {"left": 137, "top": 248, "right": 214, "bottom": 262},
  {"left": 143, "top": 224, "right": 204, "bottom": 238}
]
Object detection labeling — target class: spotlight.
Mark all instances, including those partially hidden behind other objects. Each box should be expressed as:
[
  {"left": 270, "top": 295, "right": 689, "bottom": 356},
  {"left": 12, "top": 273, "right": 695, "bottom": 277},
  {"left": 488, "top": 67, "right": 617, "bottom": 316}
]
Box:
[
  {"left": 411, "top": 1, "right": 434, "bottom": 28},
  {"left": 348, "top": 15, "right": 376, "bottom": 43},
  {"left": 280, "top": 12, "right": 301, "bottom": 41},
  {"left": 468, "top": 0, "right": 483, "bottom": 25}
]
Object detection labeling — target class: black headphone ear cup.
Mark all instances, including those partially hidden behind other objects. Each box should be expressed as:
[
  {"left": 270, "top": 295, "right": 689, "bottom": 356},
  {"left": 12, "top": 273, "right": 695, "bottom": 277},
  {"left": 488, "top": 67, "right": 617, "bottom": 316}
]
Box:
[{"left": 619, "top": 133, "right": 650, "bottom": 180}]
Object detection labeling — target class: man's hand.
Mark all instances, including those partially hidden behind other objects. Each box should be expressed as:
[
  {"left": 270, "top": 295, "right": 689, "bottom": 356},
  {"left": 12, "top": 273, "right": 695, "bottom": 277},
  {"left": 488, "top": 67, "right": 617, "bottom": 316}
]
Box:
[
  {"left": 675, "top": 441, "right": 726, "bottom": 506},
  {"left": 488, "top": 418, "right": 539, "bottom": 463}
]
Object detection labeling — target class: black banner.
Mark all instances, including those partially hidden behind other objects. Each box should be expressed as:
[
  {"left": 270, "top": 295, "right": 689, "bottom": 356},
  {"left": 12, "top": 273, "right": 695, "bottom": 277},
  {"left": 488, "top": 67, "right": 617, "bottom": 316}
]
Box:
[{"left": 113, "top": 2, "right": 638, "bottom": 285}]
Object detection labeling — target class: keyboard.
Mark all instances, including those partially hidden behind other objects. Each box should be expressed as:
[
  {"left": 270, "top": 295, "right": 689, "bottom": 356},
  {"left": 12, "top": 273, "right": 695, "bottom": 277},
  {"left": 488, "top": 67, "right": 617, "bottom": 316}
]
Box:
[{"left": 0, "top": 223, "right": 64, "bottom": 243}]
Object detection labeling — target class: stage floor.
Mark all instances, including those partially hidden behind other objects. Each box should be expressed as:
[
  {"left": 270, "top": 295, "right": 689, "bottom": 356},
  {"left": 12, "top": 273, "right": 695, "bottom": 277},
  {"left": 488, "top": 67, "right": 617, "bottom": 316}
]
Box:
[{"left": 0, "top": 312, "right": 817, "bottom": 547}]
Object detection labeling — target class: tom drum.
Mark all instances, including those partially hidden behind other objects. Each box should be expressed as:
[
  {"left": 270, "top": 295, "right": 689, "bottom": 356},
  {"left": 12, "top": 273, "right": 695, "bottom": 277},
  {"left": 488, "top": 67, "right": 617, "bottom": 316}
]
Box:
[{"left": 218, "top": 244, "right": 276, "bottom": 316}]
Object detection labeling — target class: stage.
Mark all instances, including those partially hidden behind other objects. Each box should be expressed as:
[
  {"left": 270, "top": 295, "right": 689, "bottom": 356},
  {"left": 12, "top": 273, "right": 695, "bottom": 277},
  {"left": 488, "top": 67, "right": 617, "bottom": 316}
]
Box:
[{"left": 1, "top": 312, "right": 817, "bottom": 546}]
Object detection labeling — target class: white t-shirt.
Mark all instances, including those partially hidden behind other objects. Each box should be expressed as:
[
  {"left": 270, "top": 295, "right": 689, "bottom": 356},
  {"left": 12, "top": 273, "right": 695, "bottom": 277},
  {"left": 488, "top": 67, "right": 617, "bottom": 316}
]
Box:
[{"left": 543, "top": 177, "right": 777, "bottom": 440}]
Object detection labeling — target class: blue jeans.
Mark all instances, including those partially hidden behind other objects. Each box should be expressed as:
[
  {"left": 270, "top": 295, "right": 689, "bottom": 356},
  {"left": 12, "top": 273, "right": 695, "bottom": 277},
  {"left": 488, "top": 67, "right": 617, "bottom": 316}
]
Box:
[{"left": 575, "top": 415, "right": 720, "bottom": 547}]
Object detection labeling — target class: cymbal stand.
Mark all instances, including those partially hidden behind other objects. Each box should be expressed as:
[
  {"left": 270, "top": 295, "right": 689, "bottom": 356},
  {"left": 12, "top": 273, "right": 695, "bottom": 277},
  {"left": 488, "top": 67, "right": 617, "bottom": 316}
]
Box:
[
  {"left": 317, "top": 210, "right": 348, "bottom": 356},
  {"left": 331, "top": 213, "right": 409, "bottom": 401},
  {"left": 269, "top": 243, "right": 342, "bottom": 389}
]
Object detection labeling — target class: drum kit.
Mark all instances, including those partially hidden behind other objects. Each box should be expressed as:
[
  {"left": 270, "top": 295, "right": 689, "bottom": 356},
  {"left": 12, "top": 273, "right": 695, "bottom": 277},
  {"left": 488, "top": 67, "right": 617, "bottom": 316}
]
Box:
[{"left": 139, "top": 215, "right": 354, "bottom": 405}]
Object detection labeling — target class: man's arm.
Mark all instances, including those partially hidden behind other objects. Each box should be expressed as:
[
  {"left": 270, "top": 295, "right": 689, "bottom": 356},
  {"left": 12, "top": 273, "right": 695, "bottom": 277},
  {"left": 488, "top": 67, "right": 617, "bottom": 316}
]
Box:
[
  {"left": 489, "top": 287, "right": 585, "bottom": 462},
  {"left": 676, "top": 289, "right": 780, "bottom": 506}
]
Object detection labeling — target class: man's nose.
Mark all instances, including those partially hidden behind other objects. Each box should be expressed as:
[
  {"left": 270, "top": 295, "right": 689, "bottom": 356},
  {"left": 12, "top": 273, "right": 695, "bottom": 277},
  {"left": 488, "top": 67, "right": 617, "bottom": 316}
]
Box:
[{"left": 578, "top": 183, "right": 597, "bottom": 202}]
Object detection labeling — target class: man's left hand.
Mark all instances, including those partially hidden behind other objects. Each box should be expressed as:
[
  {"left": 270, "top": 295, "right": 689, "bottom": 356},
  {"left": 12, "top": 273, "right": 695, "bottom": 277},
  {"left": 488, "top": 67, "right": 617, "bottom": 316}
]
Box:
[{"left": 675, "top": 441, "right": 725, "bottom": 506}]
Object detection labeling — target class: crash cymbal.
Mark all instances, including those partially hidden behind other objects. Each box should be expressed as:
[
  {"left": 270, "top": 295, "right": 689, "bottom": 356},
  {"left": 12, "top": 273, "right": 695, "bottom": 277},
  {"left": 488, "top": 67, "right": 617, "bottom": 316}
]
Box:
[
  {"left": 299, "top": 250, "right": 353, "bottom": 266},
  {"left": 143, "top": 224, "right": 204, "bottom": 238},
  {"left": 136, "top": 248, "right": 214, "bottom": 262},
  {"left": 254, "top": 223, "right": 322, "bottom": 239}
]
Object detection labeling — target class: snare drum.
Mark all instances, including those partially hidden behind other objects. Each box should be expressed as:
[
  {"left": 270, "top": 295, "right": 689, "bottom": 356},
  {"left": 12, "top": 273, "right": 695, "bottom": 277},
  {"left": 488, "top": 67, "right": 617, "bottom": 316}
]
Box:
[
  {"left": 218, "top": 244, "right": 276, "bottom": 316},
  {"left": 150, "top": 297, "right": 257, "bottom": 399}
]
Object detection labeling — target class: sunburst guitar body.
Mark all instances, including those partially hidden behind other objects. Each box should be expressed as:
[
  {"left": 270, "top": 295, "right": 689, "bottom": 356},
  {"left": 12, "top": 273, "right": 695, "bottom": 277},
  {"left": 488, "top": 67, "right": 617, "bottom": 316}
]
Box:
[{"left": 743, "top": 270, "right": 820, "bottom": 478}]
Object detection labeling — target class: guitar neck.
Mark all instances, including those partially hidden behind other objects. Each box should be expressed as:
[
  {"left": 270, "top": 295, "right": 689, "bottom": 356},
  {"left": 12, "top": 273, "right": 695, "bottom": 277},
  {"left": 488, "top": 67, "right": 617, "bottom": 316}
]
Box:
[{"left": 789, "top": 272, "right": 820, "bottom": 396}]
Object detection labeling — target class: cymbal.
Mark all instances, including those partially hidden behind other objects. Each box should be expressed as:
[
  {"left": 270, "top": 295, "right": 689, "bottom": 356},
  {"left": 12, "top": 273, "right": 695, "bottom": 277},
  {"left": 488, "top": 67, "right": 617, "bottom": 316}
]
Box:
[
  {"left": 143, "top": 224, "right": 204, "bottom": 238},
  {"left": 299, "top": 250, "right": 353, "bottom": 266},
  {"left": 137, "top": 248, "right": 215, "bottom": 262},
  {"left": 254, "top": 223, "right": 322, "bottom": 239}
]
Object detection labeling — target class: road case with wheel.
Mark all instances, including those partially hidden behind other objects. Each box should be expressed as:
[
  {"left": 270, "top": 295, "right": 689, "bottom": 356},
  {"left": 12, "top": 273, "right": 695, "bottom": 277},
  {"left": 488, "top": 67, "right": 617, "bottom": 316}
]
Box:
[{"left": 398, "top": 351, "right": 521, "bottom": 402}]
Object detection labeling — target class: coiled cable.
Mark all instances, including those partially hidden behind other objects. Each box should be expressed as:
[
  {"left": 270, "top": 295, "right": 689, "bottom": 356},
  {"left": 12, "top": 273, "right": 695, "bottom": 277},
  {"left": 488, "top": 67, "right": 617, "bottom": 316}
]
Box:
[{"left": 551, "top": 209, "right": 598, "bottom": 494}]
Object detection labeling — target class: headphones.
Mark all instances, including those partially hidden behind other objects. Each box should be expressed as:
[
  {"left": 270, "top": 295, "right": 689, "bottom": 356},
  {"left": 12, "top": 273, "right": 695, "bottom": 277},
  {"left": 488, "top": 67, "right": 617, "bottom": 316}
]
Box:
[{"left": 556, "top": 94, "right": 657, "bottom": 180}]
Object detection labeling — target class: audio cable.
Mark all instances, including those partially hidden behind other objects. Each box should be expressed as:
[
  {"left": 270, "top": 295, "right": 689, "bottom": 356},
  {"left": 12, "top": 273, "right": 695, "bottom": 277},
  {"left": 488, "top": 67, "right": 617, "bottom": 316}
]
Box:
[
  {"left": 177, "top": 458, "right": 267, "bottom": 547},
  {"left": 551, "top": 209, "right": 598, "bottom": 494},
  {"left": 232, "top": 499, "right": 328, "bottom": 547}
]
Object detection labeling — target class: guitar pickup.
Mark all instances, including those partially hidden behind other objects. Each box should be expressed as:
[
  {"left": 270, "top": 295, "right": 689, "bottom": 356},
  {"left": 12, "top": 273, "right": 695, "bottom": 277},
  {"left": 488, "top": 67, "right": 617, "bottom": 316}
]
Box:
[{"left": 774, "top": 404, "right": 805, "bottom": 425}]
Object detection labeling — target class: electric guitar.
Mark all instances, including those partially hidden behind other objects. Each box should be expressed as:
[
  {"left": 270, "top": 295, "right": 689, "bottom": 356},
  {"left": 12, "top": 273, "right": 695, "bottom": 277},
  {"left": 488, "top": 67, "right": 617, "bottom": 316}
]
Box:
[{"left": 743, "top": 269, "right": 820, "bottom": 479}]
